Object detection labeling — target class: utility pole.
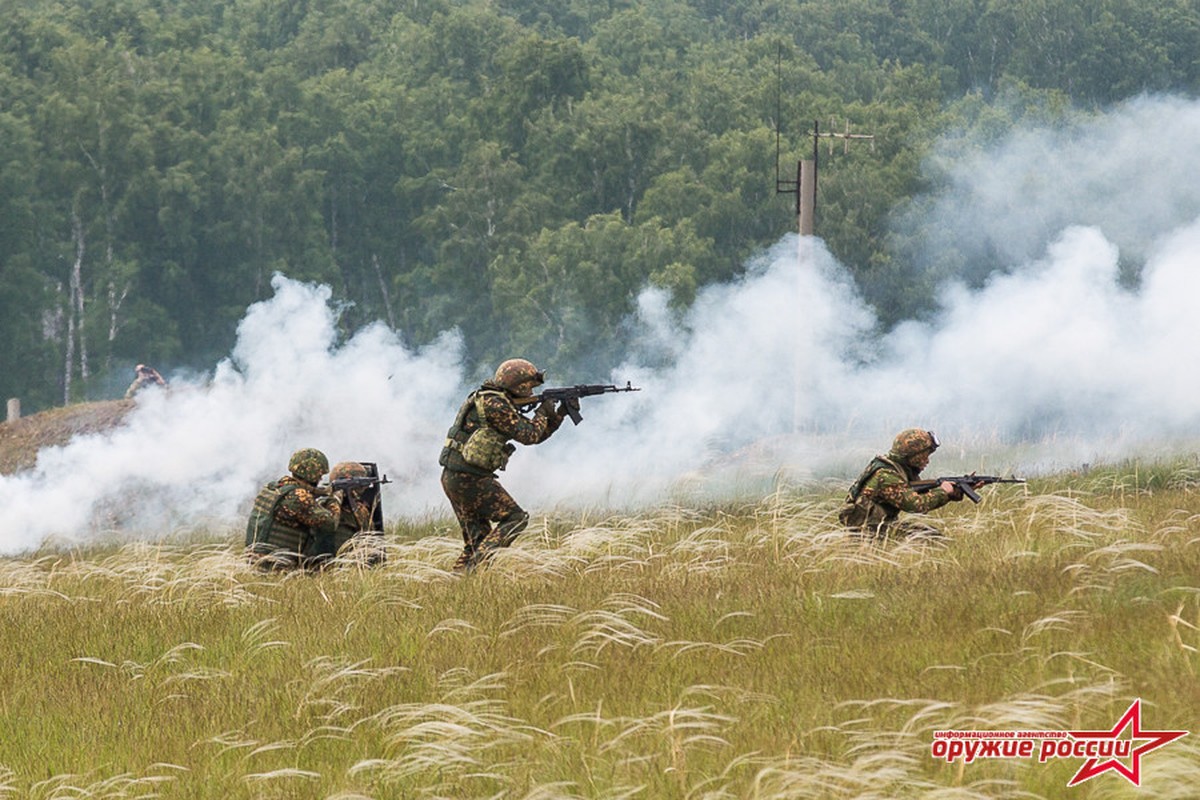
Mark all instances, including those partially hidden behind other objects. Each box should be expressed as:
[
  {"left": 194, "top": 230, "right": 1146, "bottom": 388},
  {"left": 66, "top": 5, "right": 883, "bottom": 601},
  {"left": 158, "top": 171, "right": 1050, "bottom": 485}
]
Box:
[
  {"left": 777, "top": 118, "right": 876, "bottom": 237},
  {"left": 776, "top": 113, "right": 875, "bottom": 432},
  {"left": 775, "top": 121, "right": 815, "bottom": 236}
]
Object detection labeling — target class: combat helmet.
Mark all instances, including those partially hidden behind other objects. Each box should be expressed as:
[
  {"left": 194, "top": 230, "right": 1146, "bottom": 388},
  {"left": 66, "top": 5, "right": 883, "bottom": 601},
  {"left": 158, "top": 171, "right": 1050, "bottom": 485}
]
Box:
[
  {"left": 890, "top": 429, "right": 938, "bottom": 462},
  {"left": 492, "top": 358, "right": 545, "bottom": 394},
  {"left": 330, "top": 461, "right": 368, "bottom": 481},
  {"left": 288, "top": 448, "right": 330, "bottom": 484}
]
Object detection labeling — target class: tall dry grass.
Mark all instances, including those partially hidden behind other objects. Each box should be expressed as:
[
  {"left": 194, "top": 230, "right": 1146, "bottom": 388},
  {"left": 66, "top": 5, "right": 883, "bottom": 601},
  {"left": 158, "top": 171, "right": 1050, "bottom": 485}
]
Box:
[{"left": 0, "top": 460, "right": 1197, "bottom": 798}]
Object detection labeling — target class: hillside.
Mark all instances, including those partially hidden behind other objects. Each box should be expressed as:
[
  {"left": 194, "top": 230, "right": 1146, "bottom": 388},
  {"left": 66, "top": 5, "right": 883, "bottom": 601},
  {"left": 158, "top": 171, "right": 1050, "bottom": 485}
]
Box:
[
  {"left": 0, "top": 400, "right": 133, "bottom": 475},
  {"left": 6, "top": 0, "right": 1198, "bottom": 409}
]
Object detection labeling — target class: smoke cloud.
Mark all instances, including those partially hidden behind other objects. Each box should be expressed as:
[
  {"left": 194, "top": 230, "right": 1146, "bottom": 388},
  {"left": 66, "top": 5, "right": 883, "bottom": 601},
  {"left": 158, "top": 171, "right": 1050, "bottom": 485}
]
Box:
[
  {"left": 901, "top": 94, "right": 1200, "bottom": 282},
  {"left": 2, "top": 95, "right": 1199, "bottom": 553}
]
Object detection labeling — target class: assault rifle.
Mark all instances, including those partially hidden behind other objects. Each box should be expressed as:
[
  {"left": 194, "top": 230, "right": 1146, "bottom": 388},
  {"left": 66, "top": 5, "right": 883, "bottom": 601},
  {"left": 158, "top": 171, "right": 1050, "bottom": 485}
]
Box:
[
  {"left": 518, "top": 381, "right": 641, "bottom": 424},
  {"left": 911, "top": 474, "right": 1025, "bottom": 504},
  {"left": 316, "top": 463, "right": 391, "bottom": 533},
  {"left": 331, "top": 474, "right": 391, "bottom": 493}
]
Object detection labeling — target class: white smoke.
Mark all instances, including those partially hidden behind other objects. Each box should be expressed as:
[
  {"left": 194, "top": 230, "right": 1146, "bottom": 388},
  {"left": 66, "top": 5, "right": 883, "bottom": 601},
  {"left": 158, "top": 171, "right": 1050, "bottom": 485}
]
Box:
[
  {"left": 518, "top": 215, "right": 1200, "bottom": 506},
  {"left": 909, "top": 94, "right": 1200, "bottom": 273},
  {"left": 0, "top": 278, "right": 465, "bottom": 553},
  {"left": 2, "top": 95, "right": 1199, "bottom": 552}
]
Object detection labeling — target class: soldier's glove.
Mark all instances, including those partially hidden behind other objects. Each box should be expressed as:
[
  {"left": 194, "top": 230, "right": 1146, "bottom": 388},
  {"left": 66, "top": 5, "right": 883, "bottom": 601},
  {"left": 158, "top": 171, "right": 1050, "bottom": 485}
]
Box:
[
  {"left": 939, "top": 480, "right": 963, "bottom": 501},
  {"left": 554, "top": 397, "right": 579, "bottom": 421}
]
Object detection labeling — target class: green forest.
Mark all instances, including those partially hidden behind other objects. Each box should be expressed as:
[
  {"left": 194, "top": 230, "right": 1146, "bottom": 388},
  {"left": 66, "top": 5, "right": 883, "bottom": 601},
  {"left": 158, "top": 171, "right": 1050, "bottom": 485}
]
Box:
[{"left": 2, "top": 0, "right": 1198, "bottom": 411}]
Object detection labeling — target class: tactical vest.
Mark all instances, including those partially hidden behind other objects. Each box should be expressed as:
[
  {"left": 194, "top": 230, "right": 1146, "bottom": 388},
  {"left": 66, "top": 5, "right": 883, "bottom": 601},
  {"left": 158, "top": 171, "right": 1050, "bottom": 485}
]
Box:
[
  {"left": 439, "top": 389, "right": 515, "bottom": 474},
  {"left": 245, "top": 481, "right": 310, "bottom": 561},
  {"left": 838, "top": 456, "right": 908, "bottom": 530}
]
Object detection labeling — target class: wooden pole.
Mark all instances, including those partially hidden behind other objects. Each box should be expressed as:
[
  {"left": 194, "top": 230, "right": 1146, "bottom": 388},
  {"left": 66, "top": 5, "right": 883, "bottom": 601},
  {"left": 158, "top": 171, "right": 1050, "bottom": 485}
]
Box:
[
  {"left": 6, "top": 398, "right": 19, "bottom": 422},
  {"left": 798, "top": 160, "right": 815, "bottom": 236},
  {"left": 793, "top": 158, "right": 817, "bottom": 433}
]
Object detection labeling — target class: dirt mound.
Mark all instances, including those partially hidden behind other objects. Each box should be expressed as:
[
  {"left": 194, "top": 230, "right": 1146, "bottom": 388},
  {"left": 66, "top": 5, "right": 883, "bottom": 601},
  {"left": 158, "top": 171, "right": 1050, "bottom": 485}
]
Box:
[{"left": 0, "top": 400, "right": 134, "bottom": 475}]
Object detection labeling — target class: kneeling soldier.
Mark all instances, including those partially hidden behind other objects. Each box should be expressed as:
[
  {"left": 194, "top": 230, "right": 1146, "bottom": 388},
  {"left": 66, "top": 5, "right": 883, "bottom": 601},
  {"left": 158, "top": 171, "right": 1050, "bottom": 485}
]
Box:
[
  {"left": 327, "top": 460, "right": 387, "bottom": 565},
  {"left": 839, "top": 429, "right": 968, "bottom": 540},
  {"left": 245, "top": 447, "right": 340, "bottom": 570}
]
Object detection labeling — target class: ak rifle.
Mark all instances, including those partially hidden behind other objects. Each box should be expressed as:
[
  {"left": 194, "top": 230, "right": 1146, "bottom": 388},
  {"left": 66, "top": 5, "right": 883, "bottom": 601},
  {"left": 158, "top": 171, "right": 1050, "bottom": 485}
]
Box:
[
  {"left": 911, "top": 473, "right": 1025, "bottom": 503},
  {"left": 517, "top": 381, "right": 640, "bottom": 425}
]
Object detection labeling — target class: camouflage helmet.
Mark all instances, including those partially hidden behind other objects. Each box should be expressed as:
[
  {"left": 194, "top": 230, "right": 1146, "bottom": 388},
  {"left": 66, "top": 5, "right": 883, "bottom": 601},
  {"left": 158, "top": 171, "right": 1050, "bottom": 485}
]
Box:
[
  {"left": 492, "top": 358, "right": 545, "bottom": 393},
  {"left": 329, "top": 461, "right": 368, "bottom": 481},
  {"left": 288, "top": 448, "right": 330, "bottom": 483},
  {"left": 890, "top": 429, "right": 939, "bottom": 461}
]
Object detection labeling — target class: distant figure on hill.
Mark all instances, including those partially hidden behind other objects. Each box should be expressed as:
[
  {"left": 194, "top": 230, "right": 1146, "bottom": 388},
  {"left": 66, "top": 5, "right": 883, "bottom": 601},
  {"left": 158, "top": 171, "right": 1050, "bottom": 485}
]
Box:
[
  {"left": 124, "top": 364, "right": 167, "bottom": 399},
  {"left": 438, "top": 358, "right": 567, "bottom": 572},
  {"left": 839, "top": 429, "right": 975, "bottom": 540}
]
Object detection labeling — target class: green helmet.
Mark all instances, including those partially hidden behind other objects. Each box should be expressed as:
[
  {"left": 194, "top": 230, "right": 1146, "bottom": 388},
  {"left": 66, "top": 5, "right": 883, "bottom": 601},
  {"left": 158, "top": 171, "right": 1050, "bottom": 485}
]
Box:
[
  {"left": 288, "top": 448, "right": 329, "bottom": 484},
  {"left": 890, "top": 429, "right": 938, "bottom": 461},
  {"left": 329, "top": 461, "right": 368, "bottom": 481},
  {"left": 492, "top": 358, "right": 545, "bottom": 394}
]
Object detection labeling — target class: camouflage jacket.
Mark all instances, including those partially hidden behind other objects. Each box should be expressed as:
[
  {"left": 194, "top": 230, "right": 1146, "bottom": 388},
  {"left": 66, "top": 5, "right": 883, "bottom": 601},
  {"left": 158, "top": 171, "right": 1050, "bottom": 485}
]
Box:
[
  {"left": 839, "top": 455, "right": 951, "bottom": 530},
  {"left": 440, "top": 383, "right": 562, "bottom": 475},
  {"left": 275, "top": 475, "right": 339, "bottom": 535},
  {"left": 336, "top": 490, "right": 375, "bottom": 533}
]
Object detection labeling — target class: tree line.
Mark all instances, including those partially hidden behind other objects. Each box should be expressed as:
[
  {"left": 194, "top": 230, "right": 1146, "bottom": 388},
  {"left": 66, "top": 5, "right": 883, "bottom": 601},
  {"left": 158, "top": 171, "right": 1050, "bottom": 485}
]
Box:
[{"left": 1, "top": 0, "right": 1196, "bottom": 410}]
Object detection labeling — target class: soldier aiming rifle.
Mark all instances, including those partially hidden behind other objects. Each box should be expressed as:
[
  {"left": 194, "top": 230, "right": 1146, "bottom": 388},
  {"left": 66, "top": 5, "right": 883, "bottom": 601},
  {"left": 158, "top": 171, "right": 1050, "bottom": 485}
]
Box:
[
  {"left": 439, "top": 359, "right": 640, "bottom": 572},
  {"left": 839, "top": 429, "right": 1025, "bottom": 541},
  {"left": 325, "top": 461, "right": 391, "bottom": 565}
]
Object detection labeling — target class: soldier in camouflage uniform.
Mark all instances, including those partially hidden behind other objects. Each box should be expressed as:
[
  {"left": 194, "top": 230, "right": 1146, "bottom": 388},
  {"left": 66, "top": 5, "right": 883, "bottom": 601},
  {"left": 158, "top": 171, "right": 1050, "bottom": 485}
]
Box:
[
  {"left": 245, "top": 448, "right": 341, "bottom": 570},
  {"left": 328, "top": 460, "right": 380, "bottom": 558},
  {"left": 439, "top": 358, "right": 566, "bottom": 572},
  {"left": 839, "top": 429, "right": 970, "bottom": 541}
]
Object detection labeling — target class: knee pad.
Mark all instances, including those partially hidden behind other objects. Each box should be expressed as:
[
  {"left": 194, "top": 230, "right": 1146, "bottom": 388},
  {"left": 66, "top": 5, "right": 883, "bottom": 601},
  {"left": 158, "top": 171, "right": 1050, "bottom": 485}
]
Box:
[{"left": 493, "top": 510, "right": 530, "bottom": 548}]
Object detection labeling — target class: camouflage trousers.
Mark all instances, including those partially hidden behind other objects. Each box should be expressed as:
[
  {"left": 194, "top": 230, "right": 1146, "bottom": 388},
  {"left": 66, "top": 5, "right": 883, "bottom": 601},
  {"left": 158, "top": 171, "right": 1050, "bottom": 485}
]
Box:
[
  {"left": 440, "top": 469, "right": 530, "bottom": 571},
  {"left": 853, "top": 516, "right": 944, "bottom": 542}
]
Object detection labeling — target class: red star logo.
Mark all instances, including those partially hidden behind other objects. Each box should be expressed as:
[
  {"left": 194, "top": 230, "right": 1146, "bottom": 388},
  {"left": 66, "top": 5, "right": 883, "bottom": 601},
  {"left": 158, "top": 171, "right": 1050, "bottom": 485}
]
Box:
[{"left": 1067, "top": 699, "right": 1188, "bottom": 786}]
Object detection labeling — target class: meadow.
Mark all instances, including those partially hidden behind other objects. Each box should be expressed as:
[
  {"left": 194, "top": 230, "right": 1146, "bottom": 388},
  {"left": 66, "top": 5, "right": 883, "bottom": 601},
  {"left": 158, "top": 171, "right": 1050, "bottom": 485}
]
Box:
[{"left": 0, "top": 461, "right": 1197, "bottom": 799}]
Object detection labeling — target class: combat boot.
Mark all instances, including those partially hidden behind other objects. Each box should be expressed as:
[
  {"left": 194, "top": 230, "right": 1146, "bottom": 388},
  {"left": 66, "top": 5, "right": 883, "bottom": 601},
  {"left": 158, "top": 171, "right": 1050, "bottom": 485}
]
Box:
[
  {"left": 471, "top": 530, "right": 503, "bottom": 568},
  {"left": 452, "top": 547, "right": 477, "bottom": 573}
]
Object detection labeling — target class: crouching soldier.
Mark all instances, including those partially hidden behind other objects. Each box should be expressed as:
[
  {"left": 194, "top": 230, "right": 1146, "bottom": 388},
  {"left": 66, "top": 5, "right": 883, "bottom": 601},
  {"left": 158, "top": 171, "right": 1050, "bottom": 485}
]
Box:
[
  {"left": 245, "top": 447, "right": 340, "bottom": 570},
  {"left": 327, "top": 460, "right": 388, "bottom": 565},
  {"left": 839, "top": 429, "right": 968, "bottom": 541}
]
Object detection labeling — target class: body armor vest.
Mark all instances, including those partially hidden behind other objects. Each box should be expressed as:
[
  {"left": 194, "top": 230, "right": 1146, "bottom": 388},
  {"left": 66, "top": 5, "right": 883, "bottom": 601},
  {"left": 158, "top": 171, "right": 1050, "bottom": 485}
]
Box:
[
  {"left": 245, "top": 481, "right": 309, "bottom": 557},
  {"left": 838, "top": 456, "right": 910, "bottom": 529},
  {"left": 439, "top": 389, "right": 515, "bottom": 474}
]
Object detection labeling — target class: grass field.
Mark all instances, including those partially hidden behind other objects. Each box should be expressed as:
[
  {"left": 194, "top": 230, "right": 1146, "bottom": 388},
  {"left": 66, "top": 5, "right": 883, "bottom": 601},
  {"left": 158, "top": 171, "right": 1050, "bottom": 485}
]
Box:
[{"left": 0, "top": 460, "right": 1197, "bottom": 799}]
